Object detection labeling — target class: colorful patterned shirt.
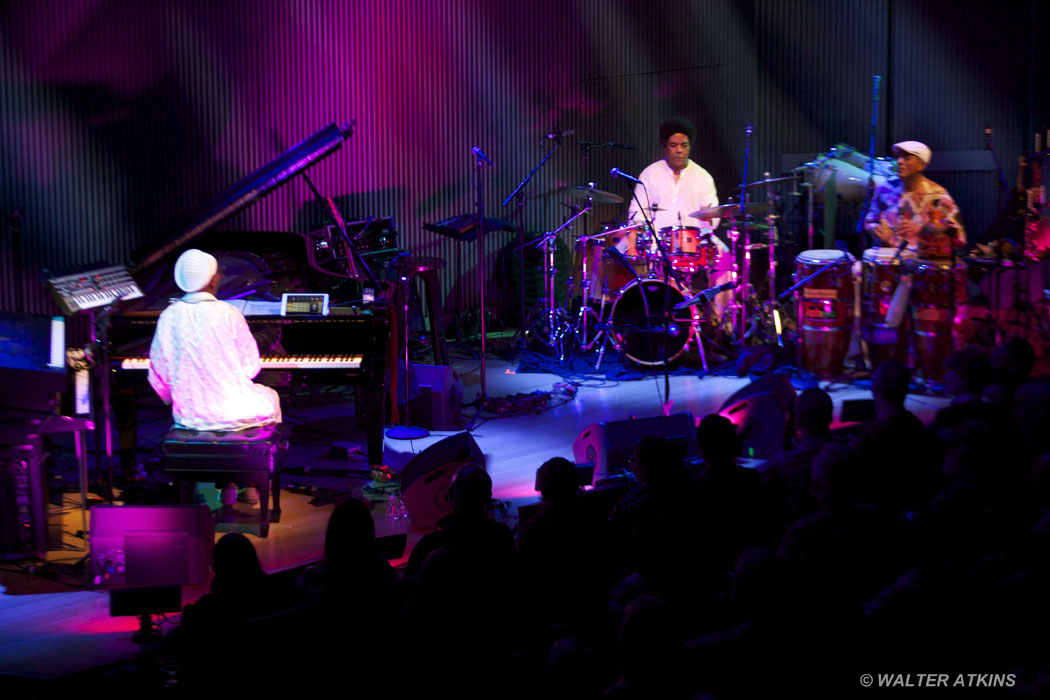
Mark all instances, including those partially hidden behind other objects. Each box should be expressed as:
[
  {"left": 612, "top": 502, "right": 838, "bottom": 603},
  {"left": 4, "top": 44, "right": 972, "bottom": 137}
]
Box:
[{"left": 863, "top": 177, "right": 966, "bottom": 258}]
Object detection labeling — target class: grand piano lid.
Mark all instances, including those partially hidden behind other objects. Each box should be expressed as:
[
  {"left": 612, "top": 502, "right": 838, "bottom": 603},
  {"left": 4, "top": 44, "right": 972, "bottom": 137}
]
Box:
[{"left": 130, "top": 121, "right": 355, "bottom": 275}]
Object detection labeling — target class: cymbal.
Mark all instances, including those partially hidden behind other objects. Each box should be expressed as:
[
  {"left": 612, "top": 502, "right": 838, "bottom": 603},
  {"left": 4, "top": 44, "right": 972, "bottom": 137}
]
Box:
[
  {"left": 562, "top": 185, "right": 624, "bottom": 204},
  {"left": 691, "top": 202, "right": 770, "bottom": 219},
  {"left": 735, "top": 175, "right": 798, "bottom": 190}
]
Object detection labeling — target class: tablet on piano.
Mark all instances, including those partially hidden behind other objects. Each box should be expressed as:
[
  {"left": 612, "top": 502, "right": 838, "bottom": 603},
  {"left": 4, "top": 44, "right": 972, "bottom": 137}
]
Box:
[{"left": 280, "top": 293, "right": 329, "bottom": 317}]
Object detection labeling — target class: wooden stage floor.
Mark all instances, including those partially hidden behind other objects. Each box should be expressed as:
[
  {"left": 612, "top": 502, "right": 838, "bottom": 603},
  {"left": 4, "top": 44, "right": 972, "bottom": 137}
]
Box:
[{"left": 0, "top": 351, "right": 952, "bottom": 682}]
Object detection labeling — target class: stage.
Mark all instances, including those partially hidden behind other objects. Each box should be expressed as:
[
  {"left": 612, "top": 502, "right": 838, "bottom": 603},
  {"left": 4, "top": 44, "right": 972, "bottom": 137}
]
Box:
[{"left": 0, "top": 347, "right": 953, "bottom": 685}]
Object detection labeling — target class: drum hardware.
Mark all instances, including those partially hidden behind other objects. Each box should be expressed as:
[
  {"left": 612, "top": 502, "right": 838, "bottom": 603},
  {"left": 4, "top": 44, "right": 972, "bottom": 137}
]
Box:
[
  {"left": 523, "top": 205, "right": 593, "bottom": 362},
  {"left": 502, "top": 131, "right": 569, "bottom": 353}
]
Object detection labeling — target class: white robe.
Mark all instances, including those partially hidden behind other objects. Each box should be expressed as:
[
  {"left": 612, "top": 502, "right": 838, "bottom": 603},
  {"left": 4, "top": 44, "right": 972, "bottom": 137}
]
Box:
[{"left": 148, "top": 292, "right": 281, "bottom": 431}]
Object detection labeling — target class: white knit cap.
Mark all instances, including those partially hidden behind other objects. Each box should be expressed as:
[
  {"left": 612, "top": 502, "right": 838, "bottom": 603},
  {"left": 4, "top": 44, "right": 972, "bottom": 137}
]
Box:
[
  {"left": 892, "top": 140, "right": 932, "bottom": 166},
  {"left": 173, "top": 249, "right": 218, "bottom": 292}
]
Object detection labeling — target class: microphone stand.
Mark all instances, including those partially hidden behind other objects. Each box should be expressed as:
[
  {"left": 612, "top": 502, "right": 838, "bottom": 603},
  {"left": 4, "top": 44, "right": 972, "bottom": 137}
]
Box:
[
  {"left": 475, "top": 148, "right": 492, "bottom": 404},
  {"left": 502, "top": 137, "right": 563, "bottom": 349},
  {"left": 856, "top": 75, "right": 882, "bottom": 248},
  {"left": 731, "top": 123, "right": 754, "bottom": 346},
  {"left": 627, "top": 180, "right": 683, "bottom": 412}
]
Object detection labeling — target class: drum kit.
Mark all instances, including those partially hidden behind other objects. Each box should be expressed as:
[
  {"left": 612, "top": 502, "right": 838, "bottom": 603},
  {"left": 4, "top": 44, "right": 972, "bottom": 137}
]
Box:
[{"left": 525, "top": 175, "right": 796, "bottom": 369}]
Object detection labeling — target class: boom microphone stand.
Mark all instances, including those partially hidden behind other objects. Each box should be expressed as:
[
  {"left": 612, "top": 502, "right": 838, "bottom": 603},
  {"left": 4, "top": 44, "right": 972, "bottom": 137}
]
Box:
[{"left": 473, "top": 146, "right": 494, "bottom": 404}]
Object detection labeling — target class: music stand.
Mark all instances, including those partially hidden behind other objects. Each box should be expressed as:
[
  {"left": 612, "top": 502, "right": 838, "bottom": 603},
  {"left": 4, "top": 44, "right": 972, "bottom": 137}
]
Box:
[{"left": 386, "top": 267, "right": 429, "bottom": 440}]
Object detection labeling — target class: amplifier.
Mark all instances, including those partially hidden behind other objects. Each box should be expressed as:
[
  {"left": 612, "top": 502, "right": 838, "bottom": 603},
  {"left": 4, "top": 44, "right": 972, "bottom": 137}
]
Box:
[{"left": 0, "top": 443, "right": 48, "bottom": 560}]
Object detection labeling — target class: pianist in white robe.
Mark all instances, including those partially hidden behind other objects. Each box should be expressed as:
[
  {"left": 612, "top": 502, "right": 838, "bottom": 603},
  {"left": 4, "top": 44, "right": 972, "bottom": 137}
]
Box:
[{"left": 147, "top": 249, "right": 281, "bottom": 432}]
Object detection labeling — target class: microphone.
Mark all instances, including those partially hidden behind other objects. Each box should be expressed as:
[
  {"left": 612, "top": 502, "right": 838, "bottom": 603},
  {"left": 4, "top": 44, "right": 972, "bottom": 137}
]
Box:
[
  {"left": 743, "top": 123, "right": 754, "bottom": 138},
  {"left": 604, "top": 244, "right": 633, "bottom": 268},
  {"left": 545, "top": 128, "right": 576, "bottom": 139},
  {"left": 472, "top": 146, "right": 493, "bottom": 166},
  {"left": 610, "top": 167, "right": 642, "bottom": 184}
]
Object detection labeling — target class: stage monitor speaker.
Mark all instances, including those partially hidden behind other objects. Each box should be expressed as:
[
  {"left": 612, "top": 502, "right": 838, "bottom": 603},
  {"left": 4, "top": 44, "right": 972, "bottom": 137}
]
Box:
[
  {"left": 572, "top": 413, "right": 697, "bottom": 481},
  {"left": 718, "top": 391, "right": 788, "bottom": 459},
  {"left": 407, "top": 364, "right": 463, "bottom": 431},
  {"left": 401, "top": 432, "right": 485, "bottom": 528},
  {"left": 720, "top": 372, "right": 796, "bottom": 415},
  {"left": 90, "top": 504, "right": 214, "bottom": 587}
]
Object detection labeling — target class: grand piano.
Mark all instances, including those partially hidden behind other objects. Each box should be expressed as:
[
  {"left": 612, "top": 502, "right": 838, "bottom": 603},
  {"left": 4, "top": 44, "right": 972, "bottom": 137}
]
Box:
[{"left": 110, "top": 122, "right": 393, "bottom": 467}]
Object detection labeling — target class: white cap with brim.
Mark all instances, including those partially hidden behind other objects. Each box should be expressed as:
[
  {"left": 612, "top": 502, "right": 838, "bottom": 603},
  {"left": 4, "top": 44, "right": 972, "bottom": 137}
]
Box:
[
  {"left": 174, "top": 249, "right": 218, "bottom": 293},
  {"left": 892, "top": 140, "right": 932, "bottom": 166}
]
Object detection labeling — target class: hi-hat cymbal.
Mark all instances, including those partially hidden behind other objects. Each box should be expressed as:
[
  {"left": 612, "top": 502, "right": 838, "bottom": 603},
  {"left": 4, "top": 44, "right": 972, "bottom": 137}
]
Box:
[
  {"left": 562, "top": 185, "right": 624, "bottom": 204},
  {"left": 691, "top": 202, "right": 770, "bottom": 219},
  {"left": 735, "top": 174, "right": 798, "bottom": 190}
]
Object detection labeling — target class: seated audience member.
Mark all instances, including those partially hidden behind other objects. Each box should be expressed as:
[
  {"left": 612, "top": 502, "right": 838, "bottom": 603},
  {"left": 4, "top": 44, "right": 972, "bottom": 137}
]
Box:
[
  {"left": 931, "top": 348, "right": 994, "bottom": 432},
  {"left": 297, "top": 497, "right": 397, "bottom": 619},
  {"left": 984, "top": 336, "right": 1035, "bottom": 408},
  {"left": 518, "top": 457, "right": 610, "bottom": 631},
  {"left": 687, "top": 547, "right": 801, "bottom": 697},
  {"left": 608, "top": 436, "right": 691, "bottom": 526},
  {"left": 779, "top": 442, "right": 884, "bottom": 612},
  {"left": 404, "top": 464, "right": 515, "bottom": 581},
  {"left": 544, "top": 637, "right": 616, "bottom": 700},
  {"left": 1014, "top": 381, "right": 1050, "bottom": 465},
  {"left": 760, "top": 387, "right": 834, "bottom": 521},
  {"left": 693, "top": 414, "right": 769, "bottom": 565},
  {"left": 175, "top": 533, "right": 296, "bottom": 690},
  {"left": 606, "top": 595, "right": 688, "bottom": 699},
  {"left": 853, "top": 359, "right": 937, "bottom": 516}
]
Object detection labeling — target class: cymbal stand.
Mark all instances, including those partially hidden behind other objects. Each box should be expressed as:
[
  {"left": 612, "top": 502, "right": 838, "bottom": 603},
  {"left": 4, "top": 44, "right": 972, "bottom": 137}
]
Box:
[
  {"left": 571, "top": 232, "right": 602, "bottom": 350},
  {"left": 526, "top": 205, "right": 591, "bottom": 362},
  {"left": 755, "top": 176, "right": 786, "bottom": 347}
]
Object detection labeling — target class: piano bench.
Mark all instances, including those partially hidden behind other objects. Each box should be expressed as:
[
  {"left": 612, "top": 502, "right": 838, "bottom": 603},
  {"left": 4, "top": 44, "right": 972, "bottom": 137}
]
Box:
[{"left": 161, "top": 423, "right": 291, "bottom": 538}]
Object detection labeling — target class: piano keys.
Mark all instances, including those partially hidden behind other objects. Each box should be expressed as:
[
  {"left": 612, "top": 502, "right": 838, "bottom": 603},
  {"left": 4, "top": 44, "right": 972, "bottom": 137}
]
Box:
[{"left": 119, "top": 355, "right": 364, "bottom": 372}]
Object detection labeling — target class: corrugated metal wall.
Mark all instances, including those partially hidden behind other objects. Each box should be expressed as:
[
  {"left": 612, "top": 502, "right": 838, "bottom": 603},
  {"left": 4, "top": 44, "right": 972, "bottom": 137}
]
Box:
[{"left": 0, "top": 0, "right": 1041, "bottom": 321}]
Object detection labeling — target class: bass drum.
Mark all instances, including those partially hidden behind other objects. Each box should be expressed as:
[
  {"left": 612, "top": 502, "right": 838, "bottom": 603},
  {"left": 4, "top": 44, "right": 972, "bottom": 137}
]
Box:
[{"left": 610, "top": 277, "right": 699, "bottom": 366}]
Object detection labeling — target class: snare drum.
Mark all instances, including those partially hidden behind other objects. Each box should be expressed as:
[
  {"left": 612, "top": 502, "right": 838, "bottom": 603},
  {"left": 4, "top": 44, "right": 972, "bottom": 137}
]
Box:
[
  {"left": 658, "top": 226, "right": 718, "bottom": 274},
  {"left": 906, "top": 258, "right": 966, "bottom": 381},
  {"left": 795, "top": 249, "right": 855, "bottom": 377},
  {"left": 860, "top": 247, "right": 909, "bottom": 367}
]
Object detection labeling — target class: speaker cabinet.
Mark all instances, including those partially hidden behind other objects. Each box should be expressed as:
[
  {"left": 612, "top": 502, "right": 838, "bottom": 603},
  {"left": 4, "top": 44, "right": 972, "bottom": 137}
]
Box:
[
  {"left": 401, "top": 432, "right": 485, "bottom": 527},
  {"left": 718, "top": 392, "right": 788, "bottom": 459},
  {"left": 408, "top": 365, "right": 463, "bottom": 431},
  {"left": 572, "top": 413, "right": 698, "bottom": 481}
]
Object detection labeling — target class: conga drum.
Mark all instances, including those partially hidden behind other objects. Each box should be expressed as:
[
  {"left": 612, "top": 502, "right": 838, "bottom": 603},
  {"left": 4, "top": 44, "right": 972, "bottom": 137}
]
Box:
[
  {"left": 906, "top": 258, "right": 966, "bottom": 381},
  {"left": 795, "top": 249, "right": 855, "bottom": 377},
  {"left": 860, "top": 247, "right": 910, "bottom": 368}
]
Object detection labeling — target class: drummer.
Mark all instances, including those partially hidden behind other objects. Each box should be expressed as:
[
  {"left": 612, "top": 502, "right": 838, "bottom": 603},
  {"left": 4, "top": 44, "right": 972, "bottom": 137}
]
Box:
[
  {"left": 863, "top": 140, "right": 966, "bottom": 258},
  {"left": 626, "top": 117, "right": 732, "bottom": 313}
]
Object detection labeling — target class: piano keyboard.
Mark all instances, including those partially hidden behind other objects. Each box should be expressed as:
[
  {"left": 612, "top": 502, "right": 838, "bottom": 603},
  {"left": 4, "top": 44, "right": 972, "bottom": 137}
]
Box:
[
  {"left": 47, "top": 265, "right": 144, "bottom": 315},
  {"left": 120, "top": 355, "right": 364, "bottom": 371}
]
